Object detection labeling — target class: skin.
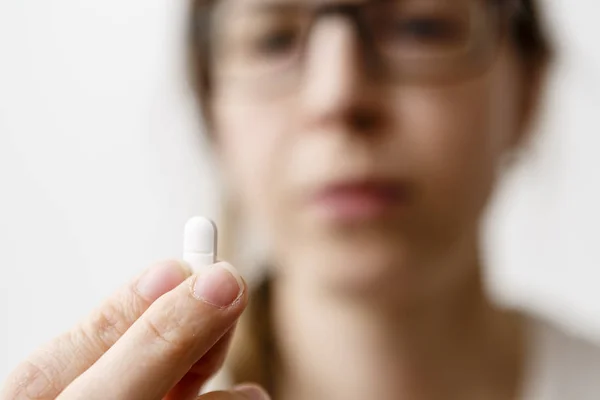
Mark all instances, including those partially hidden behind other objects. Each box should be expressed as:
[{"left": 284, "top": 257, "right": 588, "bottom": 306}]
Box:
[
  {"left": 212, "top": 5, "right": 525, "bottom": 301},
  {"left": 2, "top": 0, "right": 543, "bottom": 399},
  {"left": 210, "top": 0, "right": 541, "bottom": 399},
  {"left": 0, "top": 261, "right": 269, "bottom": 400}
]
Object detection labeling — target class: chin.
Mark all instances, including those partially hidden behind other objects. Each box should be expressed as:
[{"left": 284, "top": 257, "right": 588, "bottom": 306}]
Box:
[
  {"left": 275, "top": 213, "right": 438, "bottom": 301},
  {"left": 305, "top": 239, "right": 418, "bottom": 301}
]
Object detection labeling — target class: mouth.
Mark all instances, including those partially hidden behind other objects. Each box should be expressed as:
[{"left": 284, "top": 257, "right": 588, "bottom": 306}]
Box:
[{"left": 309, "top": 179, "right": 411, "bottom": 222}]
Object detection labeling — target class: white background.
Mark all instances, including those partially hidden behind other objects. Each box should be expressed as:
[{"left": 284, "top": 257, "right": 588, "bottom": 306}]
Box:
[{"left": 1, "top": 0, "right": 600, "bottom": 381}]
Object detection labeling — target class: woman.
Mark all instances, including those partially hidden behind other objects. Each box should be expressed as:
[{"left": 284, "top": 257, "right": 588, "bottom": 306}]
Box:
[{"left": 3, "top": 0, "right": 600, "bottom": 399}]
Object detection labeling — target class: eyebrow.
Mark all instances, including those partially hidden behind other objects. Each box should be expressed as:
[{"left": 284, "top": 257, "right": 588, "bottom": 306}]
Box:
[
  {"left": 222, "top": 0, "right": 304, "bottom": 14},
  {"left": 221, "top": 0, "right": 383, "bottom": 13}
]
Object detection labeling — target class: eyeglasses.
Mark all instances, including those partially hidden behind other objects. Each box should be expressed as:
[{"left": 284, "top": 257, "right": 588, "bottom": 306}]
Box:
[{"left": 200, "top": 0, "right": 521, "bottom": 95}]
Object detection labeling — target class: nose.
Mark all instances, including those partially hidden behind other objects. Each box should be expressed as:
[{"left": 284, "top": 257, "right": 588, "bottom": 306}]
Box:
[{"left": 300, "top": 18, "right": 386, "bottom": 134}]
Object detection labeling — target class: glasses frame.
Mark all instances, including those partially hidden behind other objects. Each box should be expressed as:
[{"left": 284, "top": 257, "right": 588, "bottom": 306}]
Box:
[{"left": 194, "top": 0, "right": 525, "bottom": 95}]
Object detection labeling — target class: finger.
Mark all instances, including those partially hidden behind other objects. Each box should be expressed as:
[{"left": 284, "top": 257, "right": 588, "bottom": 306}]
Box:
[
  {"left": 165, "top": 326, "right": 237, "bottom": 400},
  {"left": 198, "top": 385, "right": 271, "bottom": 400},
  {"left": 1, "top": 260, "right": 190, "bottom": 400},
  {"left": 189, "top": 324, "right": 237, "bottom": 381},
  {"left": 164, "top": 373, "right": 204, "bottom": 400},
  {"left": 58, "top": 262, "right": 248, "bottom": 400}
]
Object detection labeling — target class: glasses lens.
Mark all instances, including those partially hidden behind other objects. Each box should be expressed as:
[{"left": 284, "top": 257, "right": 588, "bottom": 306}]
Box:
[
  {"left": 368, "top": 0, "right": 502, "bottom": 82},
  {"left": 211, "top": 4, "right": 310, "bottom": 82},
  {"left": 207, "top": 0, "right": 504, "bottom": 89}
]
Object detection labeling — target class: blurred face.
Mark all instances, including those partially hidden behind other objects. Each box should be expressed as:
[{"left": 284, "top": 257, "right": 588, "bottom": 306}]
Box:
[{"left": 208, "top": 0, "right": 530, "bottom": 296}]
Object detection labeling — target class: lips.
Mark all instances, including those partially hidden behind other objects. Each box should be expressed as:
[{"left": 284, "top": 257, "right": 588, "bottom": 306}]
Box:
[{"left": 310, "top": 180, "right": 410, "bottom": 222}]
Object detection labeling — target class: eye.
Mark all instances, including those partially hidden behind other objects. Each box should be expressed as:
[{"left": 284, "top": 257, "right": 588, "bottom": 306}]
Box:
[
  {"left": 392, "top": 17, "right": 465, "bottom": 45},
  {"left": 253, "top": 27, "right": 301, "bottom": 56},
  {"left": 401, "top": 18, "right": 457, "bottom": 39}
]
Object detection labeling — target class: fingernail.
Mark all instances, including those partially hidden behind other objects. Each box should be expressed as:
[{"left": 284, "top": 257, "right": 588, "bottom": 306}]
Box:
[
  {"left": 136, "top": 261, "right": 190, "bottom": 302},
  {"left": 234, "top": 384, "right": 271, "bottom": 400},
  {"left": 193, "top": 262, "right": 244, "bottom": 307}
]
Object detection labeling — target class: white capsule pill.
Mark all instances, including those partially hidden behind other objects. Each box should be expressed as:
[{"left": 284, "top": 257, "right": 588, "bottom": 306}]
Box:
[{"left": 183, "top": 216, "right": 217, "bottom": 273}]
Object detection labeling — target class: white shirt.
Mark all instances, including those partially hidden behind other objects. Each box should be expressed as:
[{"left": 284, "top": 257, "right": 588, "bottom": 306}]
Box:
[
  {"left": 522, "top": 318, "right": 600, "bottom": 400},
  {"left": 206, "top": 317, "right": 600, "bottom": 399}
]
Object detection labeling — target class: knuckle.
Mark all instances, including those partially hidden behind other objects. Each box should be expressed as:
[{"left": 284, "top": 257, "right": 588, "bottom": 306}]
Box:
[
  {"left": 4, "top": 358, "right": 62, "bottom": 400},
  {"left": 83, "top": 296, "right": 135, "bottom": 352},
  {"left": 140, "top": 310, "right": 194, "bottom": 355}
]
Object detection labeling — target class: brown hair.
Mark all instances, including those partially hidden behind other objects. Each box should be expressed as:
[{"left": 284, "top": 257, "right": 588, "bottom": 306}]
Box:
[{"left": 186, "top": 0, "right": 553, "bottom": 392}]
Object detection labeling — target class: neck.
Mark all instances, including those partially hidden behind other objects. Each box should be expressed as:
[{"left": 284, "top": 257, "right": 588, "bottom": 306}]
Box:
[{"left": 271, "top": 240, "right": 525, "bottom": 400}]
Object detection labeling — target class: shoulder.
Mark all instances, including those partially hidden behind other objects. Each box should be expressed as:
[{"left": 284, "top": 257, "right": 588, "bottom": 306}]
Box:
[
  {"left": 524, "top": 315, "right": 600, "bottom": 400},
  {"left": 532, "top": 316, "right": 600, "bottom": 366}
]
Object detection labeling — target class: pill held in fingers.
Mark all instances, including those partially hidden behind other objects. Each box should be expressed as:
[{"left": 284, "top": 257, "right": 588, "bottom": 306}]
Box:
[{"left": 183, "top": 216, "right": 217, "bottom": 273}]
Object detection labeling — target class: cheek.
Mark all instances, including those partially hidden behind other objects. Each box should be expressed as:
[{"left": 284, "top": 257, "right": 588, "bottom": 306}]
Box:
[
  {"left": 212, "top": 96, "right": 293, "bottom": 222},
  {"left": 395, "top": 60, "right": 521, "bottom": 236}
]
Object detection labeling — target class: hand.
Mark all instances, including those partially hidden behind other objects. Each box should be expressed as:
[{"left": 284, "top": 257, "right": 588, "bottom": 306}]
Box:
[{"left": 1, "top": 260, "right": 269, "bottom": 400}]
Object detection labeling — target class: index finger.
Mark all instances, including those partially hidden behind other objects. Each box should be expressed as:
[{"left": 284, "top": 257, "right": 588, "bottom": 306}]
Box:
[
  {"left": 57, "top": 262, "right": 248, "bottom": 400},
  {"left": 1, "top": 260, "right": 190, "bottom": 400}
]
